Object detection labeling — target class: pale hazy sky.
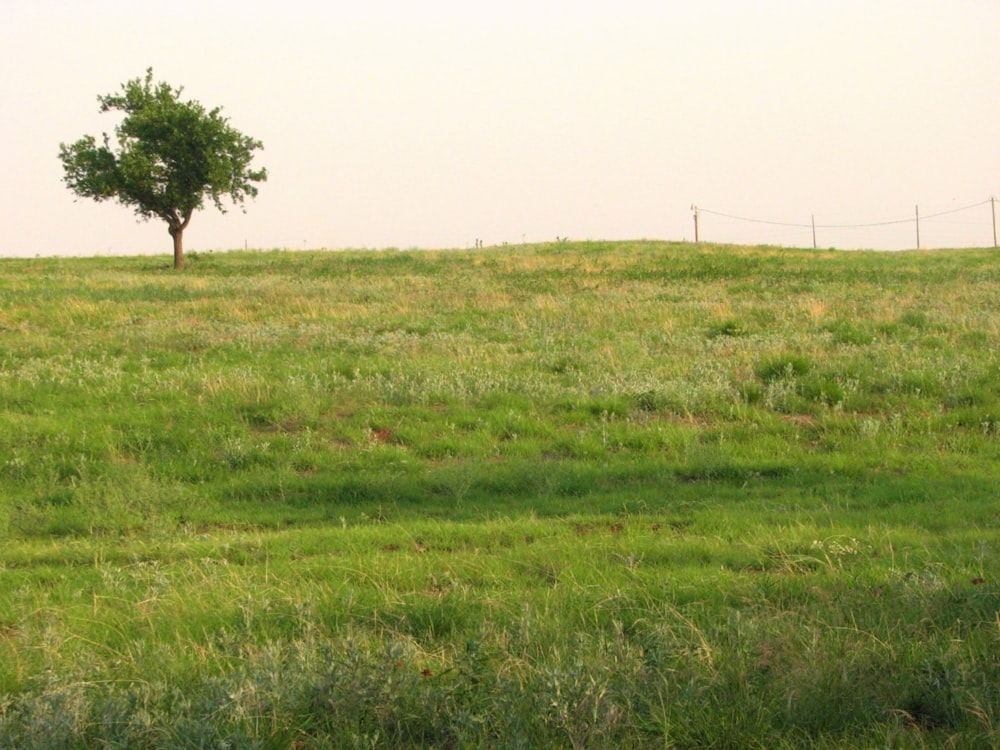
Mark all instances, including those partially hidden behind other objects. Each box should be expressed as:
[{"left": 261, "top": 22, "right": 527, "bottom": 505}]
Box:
[{"left": 2, "top": 0, "right": 999, "bottom": 256}]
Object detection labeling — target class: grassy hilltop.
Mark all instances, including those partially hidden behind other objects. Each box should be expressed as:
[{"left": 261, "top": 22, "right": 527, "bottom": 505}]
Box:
[{"left": 0, "top": 241, "right": 998, "bottom": 748}]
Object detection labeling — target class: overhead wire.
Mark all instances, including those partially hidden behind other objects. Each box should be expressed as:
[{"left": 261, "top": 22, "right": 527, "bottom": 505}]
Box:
[{"left": 697, "top": 199, "right": 992, "bottom": 230}]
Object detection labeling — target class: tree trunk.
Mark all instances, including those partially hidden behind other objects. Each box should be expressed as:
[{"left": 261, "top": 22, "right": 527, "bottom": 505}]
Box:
[
  {"left": 170, "top": 225, "right": 185, "bottom": 269},
  {"left": 166, "top": 209, "right": 192, "bottom": 270}
]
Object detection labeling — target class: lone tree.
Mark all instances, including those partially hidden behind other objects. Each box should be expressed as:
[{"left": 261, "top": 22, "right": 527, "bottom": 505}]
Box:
[{"left": 59, "top": 69, "right": 267, "bottom": 269}]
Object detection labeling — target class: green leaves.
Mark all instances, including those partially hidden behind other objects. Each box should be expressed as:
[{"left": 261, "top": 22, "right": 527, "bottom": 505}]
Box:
[
  {"left": 59, "top": 68, "right": 266, "bottom": 267},
  {"left": 58, "top": 135, "right": 121, "bottom": 200}
]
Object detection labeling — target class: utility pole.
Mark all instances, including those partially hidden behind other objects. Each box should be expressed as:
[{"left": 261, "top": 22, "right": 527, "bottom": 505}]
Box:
[
  {"left": 915, "top": 205, "right": 920, "bottom": 250},
  {"left": 992, "top": 196, "right": 997, "bottom": 248},
  {"left": 811, "top": 215, "right": 817, "bottom": 249},
  {"left": 691, "top": 205, "right": 700, "bottom": 243}
]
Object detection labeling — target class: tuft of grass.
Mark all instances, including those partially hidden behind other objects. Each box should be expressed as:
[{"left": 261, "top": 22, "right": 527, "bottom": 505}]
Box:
[
  {"left": 755, "top": 353, "right": 814, "bottom": 382},
  {"left": 706, "top": 317, "right": 750, "bottom": 339}
]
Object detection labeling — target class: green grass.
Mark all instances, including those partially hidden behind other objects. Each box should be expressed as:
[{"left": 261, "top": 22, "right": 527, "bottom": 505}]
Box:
[{"left": 0, "top": 241, "right": 998, "bottom": 748}]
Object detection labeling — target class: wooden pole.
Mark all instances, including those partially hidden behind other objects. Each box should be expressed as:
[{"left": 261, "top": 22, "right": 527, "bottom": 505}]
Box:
[
  {"left": 992, "top": 197, "right": 997, "bottom": 248},
  {"left": 915, "top": 205, "right": 920, "bottom": 250},
  {"left": 811, "top": 215, "right": 817, "bottom": 249},
  {"left": 692, "top": 205, "right": 700, "bottom": 243}
]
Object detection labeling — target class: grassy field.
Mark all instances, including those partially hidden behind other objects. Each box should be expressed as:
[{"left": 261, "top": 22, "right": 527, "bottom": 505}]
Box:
[{"left": 0, "top": 241, "right": 997, "bottom": 748}]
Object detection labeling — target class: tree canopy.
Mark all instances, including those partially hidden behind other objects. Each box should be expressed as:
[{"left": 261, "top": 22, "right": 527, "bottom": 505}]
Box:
[{"left": 59, "top": 69, "right": 267, "bottom": 268}]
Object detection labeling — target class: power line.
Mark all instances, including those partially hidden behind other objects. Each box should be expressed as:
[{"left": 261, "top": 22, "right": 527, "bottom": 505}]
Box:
[
  {"left": 697, "top": 200, "right": 990, "bottom": 230},
  {"left": 690, "top": 199, "right": 998, "bottom": 249},
  {"left": 695, "top": 208, "right": 812, "bottom": 229}
]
